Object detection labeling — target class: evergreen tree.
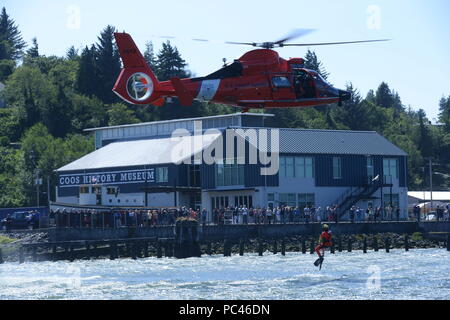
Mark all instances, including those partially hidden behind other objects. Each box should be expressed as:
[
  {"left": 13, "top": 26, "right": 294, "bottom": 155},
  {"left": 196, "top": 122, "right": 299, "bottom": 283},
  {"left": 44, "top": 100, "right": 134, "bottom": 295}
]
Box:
[
  {"left": 439, "top": 96, "right": 450, "bottom": 133},
  {"left": 66, "top": 46, "right": 79, "bottom": 61},
  {"left": 304, "top": 49, "right": 329, "bottom": 80},
  {"left": 156, "top": 41, "right": 189, "bottom": 81},
  {"left": 144, "top": 41, "right": 157, "bottom": 70},
  {"left": 95, "top": 25, "right": 121, "bottom": 104},
  {"left": 76, "top": 45, "right": 99, "bottom": 97},
  {"left": 375, "top": 82, "right": 403, "bottom": 111},
  {"left": 330, "top": 83, "right": 376, "bottom": 131},
  {"left": 417, "top": 109, "right": 433, "bottom": 158},
  {"left": 0, "top": 7, "right": 26, "bottom": 61},
  {"left": 26, "top": 37, "right": 39, "bottom": 58}
]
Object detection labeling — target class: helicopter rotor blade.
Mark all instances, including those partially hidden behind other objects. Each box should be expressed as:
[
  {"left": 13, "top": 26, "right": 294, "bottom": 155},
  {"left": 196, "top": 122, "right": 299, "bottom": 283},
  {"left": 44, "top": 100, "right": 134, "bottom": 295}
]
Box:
[
  {"left": 225, "top": 41, "right": 258, "bottom": 47},
  {"left": 274, "top": 28, "right": 316, "bottom": 45},
  {"left": 282, "top": 39, "right": 391, "bottom": 47}
]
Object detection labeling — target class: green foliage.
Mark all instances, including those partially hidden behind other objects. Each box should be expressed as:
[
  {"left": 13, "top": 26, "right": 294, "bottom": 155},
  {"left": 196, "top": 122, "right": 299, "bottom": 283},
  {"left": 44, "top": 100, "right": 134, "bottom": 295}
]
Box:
[
  {"left": 411, "top": 232, "right": 423, "bottom": 242},
  {"left": 95, "top": 25, "right": 121, "bottom": 104},
  {"left": 156, "top": 41, "right": 190, "bottom": 81},
  {"left": 107, "top": 104, "right": 140, "bottom": 126},
  {"left": 0, "top": 7, "right": 26, "bottom": 61}
]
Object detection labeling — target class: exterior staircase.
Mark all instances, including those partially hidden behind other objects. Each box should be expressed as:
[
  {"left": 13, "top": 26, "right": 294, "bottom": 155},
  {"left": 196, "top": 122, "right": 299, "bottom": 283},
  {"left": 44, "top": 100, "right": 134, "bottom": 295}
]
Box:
[{"left": 334, "top": 180, "right": 383, "bottom": 219}]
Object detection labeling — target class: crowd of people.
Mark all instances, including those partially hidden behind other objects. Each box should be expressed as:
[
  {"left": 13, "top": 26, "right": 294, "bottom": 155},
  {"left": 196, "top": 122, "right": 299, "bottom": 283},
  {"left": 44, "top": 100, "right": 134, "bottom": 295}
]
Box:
[
  {"left": 211, "top": 204, "right": 411, "bottom": 225},
  {"left": 50, "top": 207, "right": 208, "bottom": 229},
  {"left": 46, "top": 203, "right": 450, "bottom": 229},
  {"left": 411, "top": 204, "right": 450, "bottom": 221}
]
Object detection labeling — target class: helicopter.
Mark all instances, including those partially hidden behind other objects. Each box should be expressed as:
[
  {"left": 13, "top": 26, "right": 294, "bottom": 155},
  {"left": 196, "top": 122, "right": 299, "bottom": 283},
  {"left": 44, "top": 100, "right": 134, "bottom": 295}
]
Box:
[{"left": 112, "top": 30, "right": 389, "bottom": 112}]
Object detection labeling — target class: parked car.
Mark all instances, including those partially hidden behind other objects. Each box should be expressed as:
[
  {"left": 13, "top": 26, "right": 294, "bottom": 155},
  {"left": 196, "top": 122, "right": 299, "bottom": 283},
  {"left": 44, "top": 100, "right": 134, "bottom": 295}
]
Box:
[{"left": 1, "top": 211, "right": 34, "bottom": 230}]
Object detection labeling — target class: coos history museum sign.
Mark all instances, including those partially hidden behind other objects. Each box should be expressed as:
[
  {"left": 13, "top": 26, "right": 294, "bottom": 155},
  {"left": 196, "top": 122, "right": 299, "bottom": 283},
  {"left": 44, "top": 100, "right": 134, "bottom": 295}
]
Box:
[{"left": 59, "top": 169, "right": 156, "bottom": 187}]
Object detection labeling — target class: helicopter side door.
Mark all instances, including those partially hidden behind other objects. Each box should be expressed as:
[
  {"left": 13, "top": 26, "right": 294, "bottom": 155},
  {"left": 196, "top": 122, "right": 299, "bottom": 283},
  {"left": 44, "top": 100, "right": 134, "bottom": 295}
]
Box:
[
  {"left": 271, "top": 75, "right": 296, "bottom": 101},
  {"left": 293, "top": 69, "right": 317, "bottom": 99}
]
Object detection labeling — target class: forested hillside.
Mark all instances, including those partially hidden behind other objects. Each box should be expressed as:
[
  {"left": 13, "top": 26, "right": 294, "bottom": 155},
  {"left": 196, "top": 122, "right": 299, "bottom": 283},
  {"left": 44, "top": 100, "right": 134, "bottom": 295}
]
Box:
[{"left": 0, "top": 7, "right": 449, "bottom": 207}]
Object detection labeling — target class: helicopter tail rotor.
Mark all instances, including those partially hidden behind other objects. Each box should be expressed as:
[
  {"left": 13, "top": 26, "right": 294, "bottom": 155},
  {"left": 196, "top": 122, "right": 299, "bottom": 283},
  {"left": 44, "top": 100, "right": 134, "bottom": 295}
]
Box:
[{"left": 113, "top": 33, "right": 164, "bottom": 106}]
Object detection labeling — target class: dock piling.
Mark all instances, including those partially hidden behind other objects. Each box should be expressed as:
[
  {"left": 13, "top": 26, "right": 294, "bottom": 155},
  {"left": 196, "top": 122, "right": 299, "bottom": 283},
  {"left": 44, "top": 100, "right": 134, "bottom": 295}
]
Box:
[
  {"left": 239, "top": 239, "right": 245, "bottom": 256},
  {"left": 405, "top": 235, "right": 409, "bottom": 251},
  {"left": 157, "top": 241, "right": 163, "bottom": 258},
  {"left": 338, "top": 236, "right": 343, "bottom": 253},
  {"left": 258, "top": 239, "right": 264, "bottom": 256},
  {"left": 143, "top": 241, "right": 149, "bottom": 258},
  {"left": 301, "top": 238, "right": 306, "bottom": 254},
  {"left": 385, "top": 237, "right": 390, "bottom": 253},
  {"left": 0, "top": 248, "right": 4, "bottom": 264},
  {"left": 109, "top": 242, "right": 116, "bottom": 260},
  {"left": 206, "top": 242, "right": 212, "bottom": 256},
  {"left": 447, "top": 234, "right": 450, "bottom": 252},
  {"left": 310, "top": 238, "right": 315, "bottom": 254},
  {"left": 273, "top": 240, "right": 278, "bottom": 255},
  {"left": 363, "top": 237, "right": 367, "bottom": 254},
  {"left": 348, "top": 236, "right": 353, "bottom": 253},
  {"left": 374, "top": 237, "right": 379, "bottom": 252},
  {"left": 281, "top": 239, "right": 286, "bottom": 256}
]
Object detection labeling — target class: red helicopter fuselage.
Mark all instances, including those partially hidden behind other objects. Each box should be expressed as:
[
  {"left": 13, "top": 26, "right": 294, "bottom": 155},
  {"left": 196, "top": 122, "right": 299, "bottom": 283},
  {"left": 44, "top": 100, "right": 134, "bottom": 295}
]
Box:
[{"left": 113, "top": 33, "right": 350, "bottom": 111}]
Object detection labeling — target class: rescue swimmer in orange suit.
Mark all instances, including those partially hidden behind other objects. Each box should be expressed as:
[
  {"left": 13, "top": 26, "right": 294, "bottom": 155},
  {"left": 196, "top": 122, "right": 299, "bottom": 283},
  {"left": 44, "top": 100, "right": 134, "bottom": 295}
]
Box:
[{"left": 315, "top": 224, "right": 333, "bottom": 262}]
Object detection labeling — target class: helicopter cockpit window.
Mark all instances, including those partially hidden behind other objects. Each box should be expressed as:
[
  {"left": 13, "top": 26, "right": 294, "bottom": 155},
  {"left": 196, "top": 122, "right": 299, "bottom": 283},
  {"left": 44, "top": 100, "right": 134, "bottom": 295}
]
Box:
[{"left": 272, "top": 76, "right": 291, "bottom": 88}]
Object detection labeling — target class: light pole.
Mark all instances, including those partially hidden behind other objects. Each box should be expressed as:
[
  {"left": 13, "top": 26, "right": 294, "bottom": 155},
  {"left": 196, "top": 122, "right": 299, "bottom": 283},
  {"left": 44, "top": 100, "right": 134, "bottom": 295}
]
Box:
[{"left": 429, "top": 158, "right": 433, "bottom": 212}]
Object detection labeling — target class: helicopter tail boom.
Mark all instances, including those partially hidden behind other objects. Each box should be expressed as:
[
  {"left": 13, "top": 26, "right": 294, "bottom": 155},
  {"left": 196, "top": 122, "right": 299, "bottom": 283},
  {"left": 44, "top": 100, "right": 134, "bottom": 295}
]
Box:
[{"left": 113, "top": 32, "right": 163, "bottom": 105}]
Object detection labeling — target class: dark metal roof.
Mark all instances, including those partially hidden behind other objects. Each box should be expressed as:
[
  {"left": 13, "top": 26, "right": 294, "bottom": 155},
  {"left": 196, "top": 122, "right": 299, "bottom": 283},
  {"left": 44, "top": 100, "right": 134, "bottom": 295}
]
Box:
[
  {"left": 278, "top": 128, "right": 407, "bottom": 156},
  {"left": 233, "top": 127, "right": 407, "bottom": 156}
]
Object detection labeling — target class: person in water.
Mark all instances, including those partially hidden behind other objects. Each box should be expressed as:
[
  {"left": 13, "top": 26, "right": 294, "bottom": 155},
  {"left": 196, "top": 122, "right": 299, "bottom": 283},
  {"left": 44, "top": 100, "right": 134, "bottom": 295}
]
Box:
[{"left": 315, "top": 224, "right": 333, "bottom": 261}]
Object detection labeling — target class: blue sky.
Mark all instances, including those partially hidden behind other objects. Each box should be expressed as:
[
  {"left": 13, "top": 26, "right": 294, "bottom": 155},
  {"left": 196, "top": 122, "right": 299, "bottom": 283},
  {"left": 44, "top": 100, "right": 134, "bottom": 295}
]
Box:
[{"left": 4, "top": 0, "right": 450, "bottom": 121}]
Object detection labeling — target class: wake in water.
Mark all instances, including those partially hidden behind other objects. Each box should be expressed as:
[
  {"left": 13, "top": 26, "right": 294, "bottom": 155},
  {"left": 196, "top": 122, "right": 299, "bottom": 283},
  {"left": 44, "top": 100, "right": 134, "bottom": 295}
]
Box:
[{"left": 0, "top": 249, "right": 448, "bottom": 300}]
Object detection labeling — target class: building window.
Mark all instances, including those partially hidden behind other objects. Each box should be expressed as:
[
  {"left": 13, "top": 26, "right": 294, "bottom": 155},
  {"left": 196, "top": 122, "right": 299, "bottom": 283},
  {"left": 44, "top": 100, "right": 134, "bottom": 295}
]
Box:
[
  {"left": 280, "top": 156, "right": 315, "bottom": 178},
  {"left": 80, "top": 186, "right": 90, "bottom": 194},
  {"left": 383, "top": 158, "right": 398, "bottom": 179},
  {"left": 295, "top": 157, "right": 314, "bottom": 178},
  {"left": 279, "top": 193, "right": 296, "bottom": 207},
  {"left": 156, "top": 167, "right": 169, "bottom": 183},
  {"left": 298, "top": 193, "right": 315, "bottom": 210},
  {"left": 106, "top": 187, "right": 117, "bottom": 195},
  {"left": 333, "top": 157, "right": 342, "bottom": 180},
  {"left": 216, "top": 160, "right": 244, "bottom": 187}
]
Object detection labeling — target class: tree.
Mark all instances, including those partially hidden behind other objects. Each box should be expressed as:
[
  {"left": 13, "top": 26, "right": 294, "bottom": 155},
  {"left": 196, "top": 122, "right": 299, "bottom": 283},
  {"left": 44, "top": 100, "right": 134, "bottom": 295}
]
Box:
[
  {"left": 156, "top": 41, "right": 190, "bottom": 81},
  {"left": 439, "top": 96, "right": 450, "bottom": 133},
  {"left": 95, "top": 25, "right": 121, "bottom": 104},
  {"left": 0, "top": 7, "right": 26, "bottom": 61},
  {"left": 304, "top": 49, "right": 329, "bottom": 80},
  {"left": 66, "top": 46, "right": 79, "bottom": 61},
  {"left": 375, "top": 82, "right": 403, "bottom": 111},
  {"left": 417, "top": 109, "right": 433, "bottom": 158},
  {"left": 76, "top": 45, "right": 99, "bottom": 97},
  {"left": 4, "top": 65, "right": 55, "bottom": 130},
  {"left": 26, "top": 37, "right": 39, "bottom": 58},
  {"left": 144, "top": 41, "right": 157, "bottom": 70},
  {"left": 107, "top": 104, "right": 140, "bottom": 126}
]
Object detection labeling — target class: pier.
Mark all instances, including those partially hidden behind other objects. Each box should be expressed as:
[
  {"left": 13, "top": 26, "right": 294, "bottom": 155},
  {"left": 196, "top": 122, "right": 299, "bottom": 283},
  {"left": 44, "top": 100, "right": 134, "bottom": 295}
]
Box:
[{"left": 0, "top": 221, "right": 449, "bottom": 263}]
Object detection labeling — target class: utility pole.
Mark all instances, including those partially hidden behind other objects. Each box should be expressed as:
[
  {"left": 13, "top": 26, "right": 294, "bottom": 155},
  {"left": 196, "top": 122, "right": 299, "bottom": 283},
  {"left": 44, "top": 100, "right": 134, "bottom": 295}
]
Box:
[{"left": 429, "top": 158, "right": 433, "bottom": 212}]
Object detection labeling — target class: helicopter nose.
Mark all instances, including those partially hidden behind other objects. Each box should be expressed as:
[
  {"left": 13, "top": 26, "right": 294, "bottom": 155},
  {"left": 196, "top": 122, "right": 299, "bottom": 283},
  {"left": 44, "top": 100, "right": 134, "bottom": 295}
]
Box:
[{"left": 339, "top": 90, "right": 351, "bottom": 102}]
